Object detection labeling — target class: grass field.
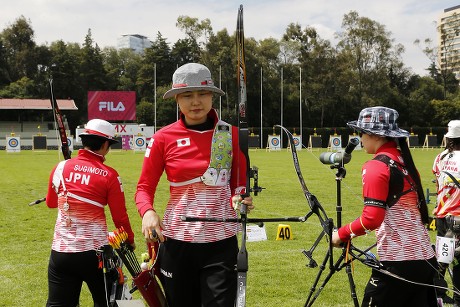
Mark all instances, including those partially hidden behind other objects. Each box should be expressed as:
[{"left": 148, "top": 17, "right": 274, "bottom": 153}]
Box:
[{"left": 0, "top": 147, "right": 443, "bottom": 306}]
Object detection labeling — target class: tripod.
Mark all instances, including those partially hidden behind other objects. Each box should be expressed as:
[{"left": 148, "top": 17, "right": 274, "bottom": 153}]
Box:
[{"left": 303, "top": 163, "right": 374, "bottom": 307}]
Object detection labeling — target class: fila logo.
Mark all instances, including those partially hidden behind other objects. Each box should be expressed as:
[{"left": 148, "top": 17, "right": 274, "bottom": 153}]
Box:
[
  {"left": 177, "top": 138, "right": 190, "bottom": 147},
  {"left": 99, "top": 101, "right": 126, "bottom": 112}
]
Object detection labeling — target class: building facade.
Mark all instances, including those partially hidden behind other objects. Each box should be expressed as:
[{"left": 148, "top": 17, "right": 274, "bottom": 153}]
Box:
[
  {"left": 117, "top": 34, "right": 152, "bottom": 54},
  {"left": 438, "top": 5, "right": 460, "bottom": 79}
]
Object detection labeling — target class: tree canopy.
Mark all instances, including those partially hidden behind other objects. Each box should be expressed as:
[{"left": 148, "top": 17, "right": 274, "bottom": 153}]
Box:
[{"left": 0, "top": 12, "right": 459, "bottom": 133}]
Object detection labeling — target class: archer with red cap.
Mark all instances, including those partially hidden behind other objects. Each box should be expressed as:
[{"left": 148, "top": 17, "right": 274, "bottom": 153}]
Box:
[{"left": 45, "top": 118, "right": 135, "bottom": 307}]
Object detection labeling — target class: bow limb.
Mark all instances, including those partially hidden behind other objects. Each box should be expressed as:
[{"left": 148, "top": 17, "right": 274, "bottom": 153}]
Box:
[
  {"left": 28, "top": 79, "right": 70, "bottom": 206},
  {"left": 275, "top": 125, "right": 332, "bottom": 234},
  {"left": 50, "top": 78, "right": 71, "bottom": 160}
]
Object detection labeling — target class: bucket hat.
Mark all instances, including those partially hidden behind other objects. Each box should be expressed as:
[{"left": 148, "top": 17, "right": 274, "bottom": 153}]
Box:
[
  {"left": 163, "top": 63, "right": 225, "bottom": 99},
  {"left": 445, "top": 120, "right": 460, "bottom": 138},
  {"left": 79, "top": 119, "right": 118, "bottom": 144},
  {"left": 347, "top": 106, "right": 409, "bottom": 138}
]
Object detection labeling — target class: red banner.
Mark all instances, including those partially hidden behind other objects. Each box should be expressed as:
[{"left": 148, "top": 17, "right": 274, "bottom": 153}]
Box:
[{"left": 88, "top": 91, "right": 136, "bottom": 121}]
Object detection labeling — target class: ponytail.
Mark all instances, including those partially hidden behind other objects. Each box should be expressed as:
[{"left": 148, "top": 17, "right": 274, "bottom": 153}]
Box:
[{"left": 398, "top": 138, "right": 429, "bottom": 224}]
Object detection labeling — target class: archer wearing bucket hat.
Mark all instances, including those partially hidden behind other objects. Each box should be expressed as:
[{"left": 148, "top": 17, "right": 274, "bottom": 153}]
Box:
[
  {"left": 79, "top": 118, "right": 118, "bottom": 145},
  {"left": 45, "top": 118, "right": 135, "bottom": 306},
  {"left": 332, "top": 107, "right": 437, "bottom": 306},
  {"left": 163, "top": 63, "right": 225, "bottom": 99},
  {"left": 347, "top": 106, "right": 409, "bottom": 138},
  {"left": 136, "top": 62, "right": 253, "bottom": 306},
  {"left": 432, "top": 119, "right": 460, "bottom": 305}
]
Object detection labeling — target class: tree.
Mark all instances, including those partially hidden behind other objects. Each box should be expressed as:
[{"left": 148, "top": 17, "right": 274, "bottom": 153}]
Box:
[
  {"left": 0, "top": 38, "right": 11, "bottom": 85},
  {"left": 201, "top": 29, "right": 235, "bottom": 120},
  {"left": 0, "top": 76, "right": 38, "bottom": 122},
  {"left": 1, "top": 16, "right": 38, "bottom": 82},
  {"left": 282, "top": 22, "right": 341, "bottom": 128},
  {"left": 102, "top": 47, "right": 142, "bottom": 91},
  {"left": 81, "top": 29, "right": 107, "bottom": 90},
  {"left": 431, "top": 97, "right": 460, "bottom": 126},
  {"left": 408, "top": 76, "right": 444, "bottom": 126},
  {"left": 176, "top": 16, "right": 213, "bottom": 46},
  {"left": 137, "top": 32, "right": 174, "bottom": 104},
  {"left": 336, "top": 11, "right": 401, "bottom": 114},
  {"left": 171, "top": 38, "right": 201, "bottom": 65}
]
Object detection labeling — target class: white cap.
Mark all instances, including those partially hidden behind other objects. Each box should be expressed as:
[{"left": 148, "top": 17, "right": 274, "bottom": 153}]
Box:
[
  {"left": 445, "top": 120, "right": 460, "bottom": 139},
  {"left": 79, "top": 119, "right": 118, "bottom": 144}
]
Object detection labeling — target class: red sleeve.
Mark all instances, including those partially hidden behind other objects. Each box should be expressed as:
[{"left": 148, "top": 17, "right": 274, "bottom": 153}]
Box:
[
  {"left": 135, "top": 134, "right": 165, "bottom": 217},
  {"left": 337, "top": 159, "right": 389, "bottom": 242},
  {"left": 230, "top": 125, "right": 247, "bottom": 196},
  {"left": 362, "top": 159, "right": 390, "bottom": 204},
  {"left": 338, "top": 205, "right": 386, "bottom": 242},
  {"left": 107, "top": 169, "right": 135, "bottom": 244},
  {"left": 46, "top": 165, "right": 58, "bottom": 208}
]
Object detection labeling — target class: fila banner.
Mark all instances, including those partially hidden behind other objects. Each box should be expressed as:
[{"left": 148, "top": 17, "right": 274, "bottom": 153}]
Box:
[{"left": 88, "top": 91, "right": 136, "bottom": 121}]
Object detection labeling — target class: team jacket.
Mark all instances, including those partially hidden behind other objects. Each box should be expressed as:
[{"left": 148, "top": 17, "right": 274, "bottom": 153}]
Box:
[
  {"left": 338, "top": 141, "right": 435, "bottom": 261},
  {"left": 135, "top": 109, "right": 247, "bottom": 243},
  {"left": 46, "top": 149, "right": 134, "bottom": 252},
  {"left": 433, "top": 149, "right": 460, "bottom": 217}
]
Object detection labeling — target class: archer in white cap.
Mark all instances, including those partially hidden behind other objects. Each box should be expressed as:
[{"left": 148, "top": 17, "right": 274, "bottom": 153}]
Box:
[
  {"left": 45, "top": 118, "right": 135, "bottom": 306},
  {"left": 136, "top": 63, "right": 253, "bottom": 306},
  {"left": 432, "top": 119, "right": 460, "bottom": 305},
  {"left": 332, "top": 106, "right": 437, "bottom": 306}
]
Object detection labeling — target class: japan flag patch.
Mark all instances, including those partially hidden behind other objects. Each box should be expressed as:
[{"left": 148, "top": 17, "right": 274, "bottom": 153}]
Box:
[{"left": 177, "top": 138, "right": 191, "bottom": 147}]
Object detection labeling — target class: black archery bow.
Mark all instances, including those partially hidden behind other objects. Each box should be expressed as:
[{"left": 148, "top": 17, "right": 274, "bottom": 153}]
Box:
[
  {"left": 28, "top": 78, "right": 71, "bottom": 206},
  {"left": 236, "top": 5, "right": 249, "bottom": 306},
  {"left": 50, "top": 78, "right": 71, "bottom": 160},
  {"left": 277, "top": 125, "right": 460, "bottom": 305}
]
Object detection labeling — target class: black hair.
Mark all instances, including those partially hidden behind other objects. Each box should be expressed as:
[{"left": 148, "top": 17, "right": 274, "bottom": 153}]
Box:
[
  {"left": 80, "top": 135, "right": 107, "bottom": 151},
  {"left": 397, "top": 138, "right": 429, "bottom": 224},
  {"left": 440, "top": 137, "right": 460, "bottom": 160}
]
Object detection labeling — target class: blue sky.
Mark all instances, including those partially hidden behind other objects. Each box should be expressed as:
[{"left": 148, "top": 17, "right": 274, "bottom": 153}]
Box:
[{"left": 2, "top": 0, "right": 459, "bottom": 75}]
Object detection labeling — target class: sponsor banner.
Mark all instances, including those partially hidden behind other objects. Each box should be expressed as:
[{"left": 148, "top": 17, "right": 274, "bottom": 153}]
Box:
[
  {"left": 88, "top": 91, "right": 136, "bottom": 121},
  {"left": 6, "top": 136, "right": 20, "bottom": 153}
]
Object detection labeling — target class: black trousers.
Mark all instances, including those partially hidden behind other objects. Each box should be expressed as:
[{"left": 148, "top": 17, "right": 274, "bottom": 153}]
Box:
[
  {"left": 361, "top": 257, "right": 438, "bottom": 307},
  {"left": 159, "top": 236, "right": 238, "bottom": 307},
  {"left": 47, "top": 250, "right": 108, "bottom": 307}
]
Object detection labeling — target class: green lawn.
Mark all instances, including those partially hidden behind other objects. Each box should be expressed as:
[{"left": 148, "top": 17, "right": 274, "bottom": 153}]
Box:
[{"left": 0, "top": 147, "right": 442, "bottom": 306}]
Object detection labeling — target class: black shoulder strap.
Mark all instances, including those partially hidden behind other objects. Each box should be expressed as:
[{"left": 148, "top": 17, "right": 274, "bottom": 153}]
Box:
[
  {"left": 443, "top": 171, "right": 460, "bottom": 189},
  {"left": 373, "top": 154, "right": 415, "bottom": 207}
]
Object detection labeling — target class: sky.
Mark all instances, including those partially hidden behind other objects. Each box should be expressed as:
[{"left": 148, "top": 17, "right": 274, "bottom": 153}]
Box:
[{"left": 1, "top": 0, "right": 460, "bottom": 76}]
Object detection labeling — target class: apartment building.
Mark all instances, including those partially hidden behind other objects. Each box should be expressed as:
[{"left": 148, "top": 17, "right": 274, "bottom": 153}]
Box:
[
  {"left": 438, "top": 5, "right": 460, "bottom": 78},
  {"left": 117, "top": 34, "right": 152, "bottom": 54}
]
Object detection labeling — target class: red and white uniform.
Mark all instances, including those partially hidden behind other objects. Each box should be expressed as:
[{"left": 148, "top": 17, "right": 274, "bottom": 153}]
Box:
[
  {"left": 135, "top": 110, "right": 247, "bottom": 243},
  {"left": 338, "top": 141, "right": 435, "bottom": 261},
  {"left": 433, "top": 149, "right": 460, "bottom": 217},
  {"left": 46, "top": 149, "right": 134, "bottom": 252}
]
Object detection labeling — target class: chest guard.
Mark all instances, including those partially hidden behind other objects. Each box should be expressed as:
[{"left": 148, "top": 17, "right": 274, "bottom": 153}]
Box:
[{"left": 200, "top": 121, "right": 233, "bottom": 186}]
